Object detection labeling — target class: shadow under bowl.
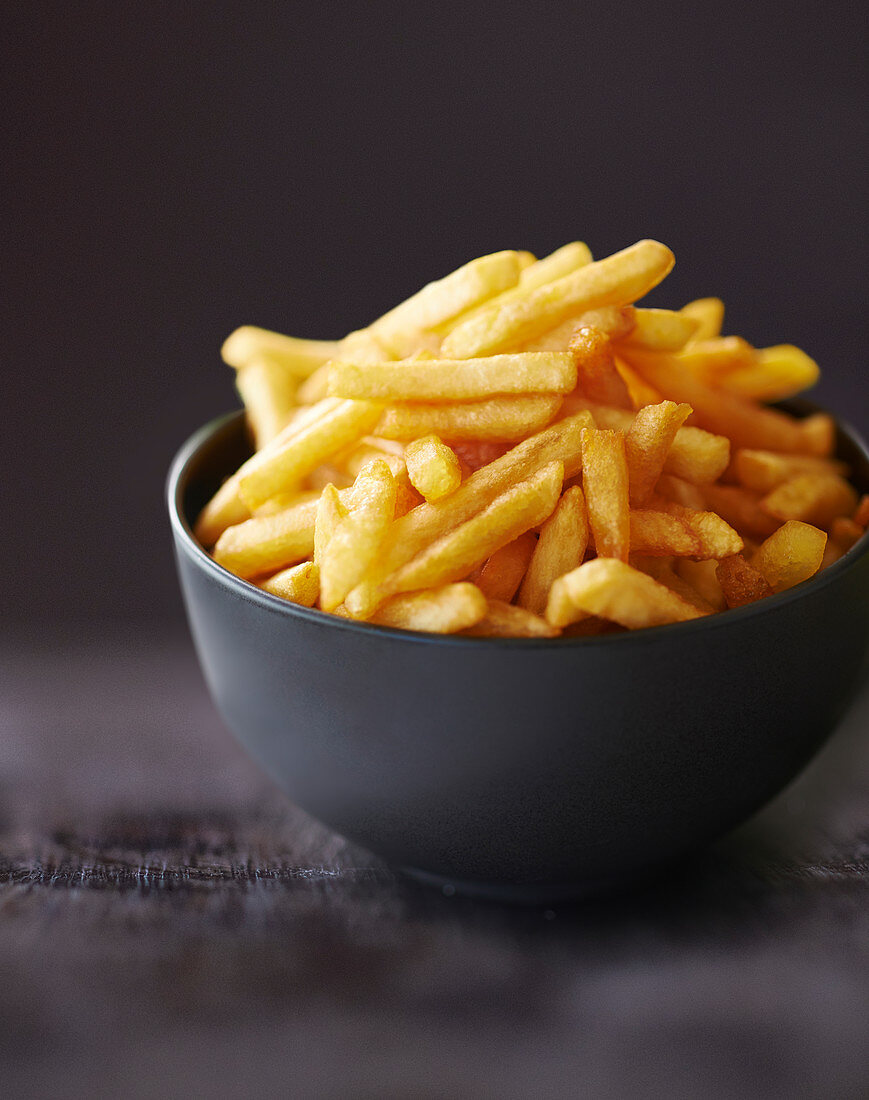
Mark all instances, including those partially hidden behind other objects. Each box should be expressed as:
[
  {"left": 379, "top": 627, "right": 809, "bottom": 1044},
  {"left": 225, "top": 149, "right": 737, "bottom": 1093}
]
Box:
[{"left": 167, "top": 402, "right": 869, "bottom": 903}]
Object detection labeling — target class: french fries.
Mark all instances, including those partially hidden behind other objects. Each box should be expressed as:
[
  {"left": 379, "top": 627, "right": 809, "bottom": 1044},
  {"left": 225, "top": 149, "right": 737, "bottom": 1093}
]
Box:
[{"left": 196, "top": 238, "right": 862, "bottom": 636}]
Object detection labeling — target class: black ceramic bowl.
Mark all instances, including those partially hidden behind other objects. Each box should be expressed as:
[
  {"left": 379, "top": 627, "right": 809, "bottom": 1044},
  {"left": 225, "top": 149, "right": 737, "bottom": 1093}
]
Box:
[{"left": 168, "top": 402, "right": 869, "bottom": 902}]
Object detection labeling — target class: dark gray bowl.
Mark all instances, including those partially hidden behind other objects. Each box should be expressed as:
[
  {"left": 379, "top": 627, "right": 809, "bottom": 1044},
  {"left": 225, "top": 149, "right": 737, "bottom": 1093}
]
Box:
[{"left": 167, "top": 403, "right": 869, "bottom": 902}]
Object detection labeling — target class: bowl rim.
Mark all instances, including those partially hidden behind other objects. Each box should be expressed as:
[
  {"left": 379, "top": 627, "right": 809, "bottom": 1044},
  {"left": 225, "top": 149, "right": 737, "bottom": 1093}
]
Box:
[{"left": 167, "top": 402, "right": 869, "bottom": 650}]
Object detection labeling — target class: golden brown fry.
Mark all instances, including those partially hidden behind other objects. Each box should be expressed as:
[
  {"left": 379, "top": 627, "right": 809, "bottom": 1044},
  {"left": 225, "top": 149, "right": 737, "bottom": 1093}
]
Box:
[
  {"left": 328, "top": 352, "right": 577, "bottom": 402},
  {"left": 476, "top": 531, "right": 538, "bottom": 602},
  {"left": 761, "top": 474, "right": 858, "bottom": 530},
  {"left": 221, "top": 326, "right": 340, "bottom": 376},
  {"left": 562, "top": 397, "right": 730, "bottom": 484},
  {"left": 404, "top": 435, "right": 462, "bottom": 502},
  {"left": 751, "top": 520, "right": 827, "bottom": 593},
  {"left": 701, "top": 482, "right": 781, "bottom": 541},
  {"left": 721, "top": 345, "right": 820, "bottom": 402},
  {"left": 619, "top": 346, "right": 831, "bottom": 455},
  {"left": 715, "top": 555, "right": 773, "bottom": 608},
  {"left": 629, "top": 556, "right": 715, "bottom": 613},
  {"left": 519, "top": 306, "right": 636, "bottom": 351},
  {"left": 258, "top": 561, "right": 320, "bottom": 606},
  {"left": 517, "top": 485, "right": 589, "bottom": 615},
  {"left": 371, "top": 250, "right": 522, "bottom": 355},
  {"left": 313, "top": 483, "right": 347, "bottom": 565},
  {"left": 674, "top": 558, "right": 727, "bottom": 611},
  {"left": 347, "top": 411, "right": 593, "bottom": 616},
  {"left": 236, "top": 357, "right": 298, "bottom": 450},
  {"left": 733, "top": 449, "right": 849, "bottom": 494},
  {"left": 441, "top": 240, "right": 675, "bottom": 358},
  {"left": 194, "top": 472, "right": 252, "bottom": 548},
  {"left": 625, "top": 400, "right": 692, "bottom": 506},
  {"left": 654, "top": 474, "right": 707, "bottom": 511},
  {"left": 569, "top": 326, "right": 633, "bottom": 408},
  {"left": 618, "top": 308, "right": 700, "bottom": 352},
  {"left": 546, "top": 558, "right": 705, "bottom": 629},
  {"left": 238, "top": 399, "right": 382, "bottom": 511},
  {"left": 319, "top": 459, "right": 397, "bottom": 612},
  {"left": 680, "top": 297, "right": 725, "bottom": 341},
  {"left": 581, "top": 427, "right": 630, "bottom": 561},
  {"left": 675, "top": 336, "right": 756, "bottom": 381},
  {"left": 614, "top": 357, "right": 662, "bottom": 407},
  {"left": 831, "top": 516, "right": 864, "bottom": 552},
  {"left": 371, "top": 583, "right": 488, "bottom": 634},
  {"left": 462, "top": 600, "right": 560, "bottom": 638},
  {"left": 348, "top": 461, "right": 563, "bottom": 616},
  {"left": 214, "top": 491, "right": 349, "bottom": 579},
  {"left": 375, "top": 393, "right": 563, "bottom": 442}
]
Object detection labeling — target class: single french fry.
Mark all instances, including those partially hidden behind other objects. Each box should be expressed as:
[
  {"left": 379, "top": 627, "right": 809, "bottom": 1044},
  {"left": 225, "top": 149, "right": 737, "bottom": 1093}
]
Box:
[
  {"left": 319, "top": 459, "right": 397, "bottom": 612},
  {"left": 404, "top": 435, "right": 462, "bottom": 502},
  {"left": 296, "top": 328, "right": 393, "bottom": 404},
  {"left": 581, "top": 427, "right": 630, "bottom": 561},
  {"left": 614, "top": 357, "right": 662, "bottom": 407},
  {"left": 569, "top": 326, "right": 633, "bottom": 408},
  {"left": 629, "top": 511, "right": 698, "bottom": 556},
  {"left": 562, "top": 397, "right": 730, "bottom": 483},
  {"left": 258, "top": 561, "right": 320, "bottom": 606},
  {"left": 546, "top": 558, "right": 705, "bottom": 629},
  {"left": 235, "top": 357, "right": 298, "bottom": 450},
  {"left": 618, "top": 308, "right": 700, "bottom": 352},
  {"left": 654, "top": 499, "right": 744, "bottom": 558},
  {"left": 462, "top": 599, "right": 560, "bottom": 638},
  {"left": 675, "top": 336, "right": 756, "bottom": 381},
  {"left": 733, "top": 449, "right": 850, "bottom": 494},
  {"left": 831, "top": 516, "right": 864, "bottom": 552},
  {"left": 441, "top": 240, "right": 675, "bottom": 358},
  {"left": 701, "top": 482, "right": 781, "bottom": 540},
  {"left": 517, "top": 485, "right": 588, "bottom": 615},
  {"left": 328, "top": 352, "right": 577, "bottom": 402},
  {"left": 680, "top": 298, "right": 724, "bottom": 341},
  {"left": 476, "top": 531, "right": 538, "bottom": 602},
  {"left": 762, "top": 473, "right": 858, "bottom": 530},
  {"left": 619, "top": 346, "right": 831, "bottom": 455},
  {"left": 371, "top": 250, "right": 523, "bottom": 355},
  {"left": 313, "top": 483, "right": 347, "bottom": 565},
  {"left": 675, "top": 558, "right": 727, "bottom": 611},
  {"left": 214, "top": 490, "right": 350, "bottom": 579},
  {"left": 517, "top": 241, "right": 594, "bottom": 291},
  {"left": 625, "top": 400, "right": 692, "bottom": 506},
  {"left": 519, "top": 306, "right": 636, "bottom": 352},
  {"left": 238, "top": 399, "right": 382, "bottom": 511},
  {"left": 715, "top": 554, "right": 773, "bottom": 608},
  {"left": 195, "top": 472, "right": 252, "bottom": 548},
  {"left": 371, "top": 583, "right": 488, "bottom": 634},
  {"left": 751, "top": 520, "right": 827, "bottom": 593},
  {"left": 820, "top": 541, "right": 844, "bottom": 570},
  {"left": 721, "top": 345, "right": 820, "bottom": 402},
  {"left": 654, "top": 474, "right": 707, "bottom": 511},
  {"left": 629, "top": 556, "right": 715, "bottom": 613},
  {"left": 221, "top": 326, "right": 340, "bottom": 376},
  {"left": 375, "top": 393, "right": 563, "bottom": 442},
  {"left": 350, "top": 461, "right": 563, "bottom": 615}
]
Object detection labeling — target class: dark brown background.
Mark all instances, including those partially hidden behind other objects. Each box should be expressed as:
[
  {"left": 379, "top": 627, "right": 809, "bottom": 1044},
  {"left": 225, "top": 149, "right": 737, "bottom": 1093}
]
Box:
[
  {"left": 2, "top": 7, "right": 869, "bottom": 1097},
  {"left": 3, "top": 1, "right": 866, "bottom": 638}
]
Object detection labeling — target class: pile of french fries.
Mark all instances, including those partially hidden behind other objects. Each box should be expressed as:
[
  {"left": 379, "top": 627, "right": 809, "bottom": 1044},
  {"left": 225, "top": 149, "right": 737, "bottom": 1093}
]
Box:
[{"left": 195, "top": 240, "right": 868, "bottom": 637}]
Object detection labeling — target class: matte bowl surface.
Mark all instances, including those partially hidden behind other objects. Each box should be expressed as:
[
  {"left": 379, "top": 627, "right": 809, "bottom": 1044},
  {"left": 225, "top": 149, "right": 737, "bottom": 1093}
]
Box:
[{"left": 168, "top": 404, "right": 869, "bottom": 902}]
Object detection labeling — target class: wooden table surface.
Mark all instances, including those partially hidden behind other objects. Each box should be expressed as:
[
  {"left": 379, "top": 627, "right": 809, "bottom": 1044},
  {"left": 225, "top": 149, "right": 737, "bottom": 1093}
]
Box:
[{"left": 2, "top": 633, "right": 868, "bottom": 1099}]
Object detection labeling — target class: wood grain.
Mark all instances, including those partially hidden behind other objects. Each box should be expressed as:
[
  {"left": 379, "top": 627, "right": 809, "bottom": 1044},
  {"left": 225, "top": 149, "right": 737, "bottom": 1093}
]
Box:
[{"left": 1, "top": 635, "right": 867, "bottom": 1099}]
